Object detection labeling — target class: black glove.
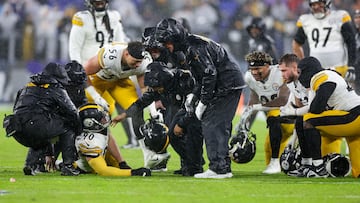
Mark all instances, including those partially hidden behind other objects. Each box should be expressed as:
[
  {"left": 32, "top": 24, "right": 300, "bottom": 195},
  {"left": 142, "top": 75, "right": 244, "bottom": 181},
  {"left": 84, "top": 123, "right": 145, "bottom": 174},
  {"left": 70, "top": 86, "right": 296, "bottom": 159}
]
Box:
[
  {"left": 119, "top": 161, "right": 131, "bottom": 169},
  {"left": 131, "top": 167, "right": 151, "bottom": 176}
]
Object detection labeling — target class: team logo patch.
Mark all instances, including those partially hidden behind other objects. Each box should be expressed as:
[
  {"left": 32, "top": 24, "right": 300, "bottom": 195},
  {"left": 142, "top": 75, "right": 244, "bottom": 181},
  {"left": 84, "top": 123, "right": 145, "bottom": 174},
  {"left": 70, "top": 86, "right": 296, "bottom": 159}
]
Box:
[{"left": 272, "top": 83, "right": 280, "bottom": 91}]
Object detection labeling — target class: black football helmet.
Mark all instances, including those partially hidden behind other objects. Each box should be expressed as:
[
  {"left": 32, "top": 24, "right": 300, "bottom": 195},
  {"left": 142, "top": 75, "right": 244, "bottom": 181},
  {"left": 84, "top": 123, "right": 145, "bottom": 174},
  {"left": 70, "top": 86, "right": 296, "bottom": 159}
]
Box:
[
  {"left": 155, "top": 18, "right": 188, "bottom": 51},
  {"left": 280, "top": 145, "right": 302, "bottom": 174},
  {"left": 85, "top": 0, "right": 109, "bottom": 12},
  {"left": 323, "top": 153, "right": 351, "bottom": 177},
  {"left": 140, "top": 118, "right": 169, "bottom": 153},
  {"left": 229, "top": 130, "right": 256, "bottom": 164},
  {"left": 78, "top": 103, "right": 110, "bottom": 133}
]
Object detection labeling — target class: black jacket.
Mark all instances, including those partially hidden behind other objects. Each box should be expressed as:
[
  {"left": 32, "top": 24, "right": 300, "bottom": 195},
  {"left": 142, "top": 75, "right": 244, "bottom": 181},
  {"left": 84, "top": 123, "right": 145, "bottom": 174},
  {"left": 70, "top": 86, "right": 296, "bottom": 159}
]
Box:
[
  {"left": 185, "top": 34, "right": 246, "bottom": 105},
  {"left": 13, "top": 74, "right": 79, "bottom": 124}
]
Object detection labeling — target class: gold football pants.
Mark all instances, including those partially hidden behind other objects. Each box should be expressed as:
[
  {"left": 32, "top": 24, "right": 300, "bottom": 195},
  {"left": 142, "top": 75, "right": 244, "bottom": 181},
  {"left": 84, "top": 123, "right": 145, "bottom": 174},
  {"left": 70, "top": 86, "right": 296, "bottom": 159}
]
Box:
[{"left": 304, "top": 109, "right": 360, "bottom": 178}]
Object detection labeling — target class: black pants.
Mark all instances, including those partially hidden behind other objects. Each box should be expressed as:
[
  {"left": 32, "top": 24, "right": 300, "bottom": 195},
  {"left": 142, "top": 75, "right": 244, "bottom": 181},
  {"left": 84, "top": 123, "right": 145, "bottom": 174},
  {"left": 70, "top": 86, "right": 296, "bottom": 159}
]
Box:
[
  {"left": 168, "top": 109, "right": 204, "bottom": 173},
  {"left": 13, "top": 113, "right": 77, "bottom": 165},
  {"left": 202, "top": 90, "right": 242, "bottom": 174}
]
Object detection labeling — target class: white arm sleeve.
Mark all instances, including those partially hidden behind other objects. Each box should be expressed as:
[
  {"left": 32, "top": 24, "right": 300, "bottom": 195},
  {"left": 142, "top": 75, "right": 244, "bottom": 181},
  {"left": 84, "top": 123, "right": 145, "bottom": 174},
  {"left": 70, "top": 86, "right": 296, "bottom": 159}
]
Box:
[{"left": 68, "top": 13, "right": 86, "bottom": 63}]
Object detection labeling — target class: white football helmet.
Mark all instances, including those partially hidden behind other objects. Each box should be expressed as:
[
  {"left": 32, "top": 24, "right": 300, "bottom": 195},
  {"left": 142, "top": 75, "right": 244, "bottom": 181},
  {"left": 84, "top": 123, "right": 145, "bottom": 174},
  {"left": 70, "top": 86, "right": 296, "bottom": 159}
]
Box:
[
  {"left": 309, "top": 0, "right": 331, "bottom": 19},
  {"left": 85, "top": 0, "right": 109, "bottom": 12}
]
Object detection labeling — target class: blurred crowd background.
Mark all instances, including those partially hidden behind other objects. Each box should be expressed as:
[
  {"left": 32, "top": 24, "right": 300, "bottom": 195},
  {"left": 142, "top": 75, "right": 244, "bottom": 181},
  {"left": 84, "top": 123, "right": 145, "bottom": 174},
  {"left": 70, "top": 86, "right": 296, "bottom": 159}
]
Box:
[{"left": 0, "top": 0, "right": 358, "bottom": 102}]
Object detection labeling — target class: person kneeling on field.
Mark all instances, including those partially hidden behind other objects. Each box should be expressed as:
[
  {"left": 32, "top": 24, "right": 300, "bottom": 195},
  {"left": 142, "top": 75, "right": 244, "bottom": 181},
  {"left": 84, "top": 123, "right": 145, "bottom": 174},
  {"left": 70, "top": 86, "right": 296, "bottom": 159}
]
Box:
[{"left": 74, "top": 103, "right": 151, "bottom": 177}]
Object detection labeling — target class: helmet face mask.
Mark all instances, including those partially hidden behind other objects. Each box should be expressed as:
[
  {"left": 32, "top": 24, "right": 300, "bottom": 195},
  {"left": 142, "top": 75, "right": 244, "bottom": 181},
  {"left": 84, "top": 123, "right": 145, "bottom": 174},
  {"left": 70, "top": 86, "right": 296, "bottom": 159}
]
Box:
[
  {"left": 280, "top": 146, "right": 302, "bottom": 174},
  {"left": 323, "top": 153, "right": 351, "bottom": 177},
  {"left": 229, "top": 130, "right": 256, "bottom": 164},
  {"left": 309, "top": 0, "right": 331, "bottom": 19},
  {"left": 79, "top": 103, "right": 110, "bottom": 133}
]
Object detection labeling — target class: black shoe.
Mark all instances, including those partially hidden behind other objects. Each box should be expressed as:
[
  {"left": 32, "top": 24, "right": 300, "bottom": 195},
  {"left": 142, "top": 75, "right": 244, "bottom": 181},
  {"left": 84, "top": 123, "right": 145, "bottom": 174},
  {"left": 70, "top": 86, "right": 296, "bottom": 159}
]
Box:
[
  {"left": 173, "top": 169, "right": 183, "bottom": 175},
  {"left": 61, "top": 165, "right": 80, "bottom": 176},
  {"left": 305, "top": 164, "right": 329, "bottom": 178},
  {"left": 23, "top": 166, "right": 35, "bottom": 176},
  {"left": 34, "top": 164, "right": 47, "bottom": 173},
  {"left": 182, "top": 168, "right": 203, "bottom": 177}
]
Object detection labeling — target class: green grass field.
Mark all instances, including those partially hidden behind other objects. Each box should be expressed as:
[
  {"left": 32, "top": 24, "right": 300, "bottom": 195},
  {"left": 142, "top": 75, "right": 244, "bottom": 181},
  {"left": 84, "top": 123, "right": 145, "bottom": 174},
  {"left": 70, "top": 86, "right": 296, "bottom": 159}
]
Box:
[{"left": 0, "top": 104, "right": 359, "bottom": 203}]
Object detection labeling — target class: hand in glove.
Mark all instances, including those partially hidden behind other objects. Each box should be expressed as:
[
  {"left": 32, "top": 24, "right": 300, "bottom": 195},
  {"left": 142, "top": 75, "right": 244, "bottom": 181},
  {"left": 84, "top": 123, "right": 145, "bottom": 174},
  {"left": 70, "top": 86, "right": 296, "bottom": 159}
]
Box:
[
  {"left": 151, "top": 110, "right": 164, "bottom": 123},
  {"left": 195, "top": 101, "right": 207, "bottom": 120},
  {"left": 131, "top": 167, "right": 151, "bottom": 176},
  {"left": 86, "top": 86, "right": 109, "bottom": 111},
  {"left": 345, "top": 66, "right": 356, "bottom": 82},
  {"left": 184, "top": 93, "right": 195, "bottom": 113},
  {"left": 236, "top": 106, "right": 254, "bottom": 131},
  {"left": 280, "top": 105, "right": 297, "bottom": 116}
]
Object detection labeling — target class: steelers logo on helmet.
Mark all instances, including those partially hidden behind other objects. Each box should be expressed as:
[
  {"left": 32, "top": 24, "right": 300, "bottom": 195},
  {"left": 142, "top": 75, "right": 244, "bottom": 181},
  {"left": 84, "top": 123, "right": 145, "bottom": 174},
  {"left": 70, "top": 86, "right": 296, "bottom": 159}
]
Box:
[
  {"left": 229, "top": 130, "right": 256, "bottom": 164},
  {"left": 78, "top": 103, "right": 110, "bottom": 133},
  {"left": 280, "top": 146, "right": 302, "bottom": 174},
  {"left": 140, "top": 118, "right": 169, "bottom": 153},
  {"left": 323, "top": 153, "right": 351, "bottom": 177}
]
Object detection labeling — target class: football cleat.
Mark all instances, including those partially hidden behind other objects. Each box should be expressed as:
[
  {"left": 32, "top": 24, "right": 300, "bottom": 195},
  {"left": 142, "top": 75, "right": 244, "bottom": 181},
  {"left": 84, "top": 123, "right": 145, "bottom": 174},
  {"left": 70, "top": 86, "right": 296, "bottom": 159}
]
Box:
[
  {"left": 305, "top": 164, "right": 329, "bottom": 178},
  {"left": 23, "top": 166, "right": 36, "bottom": 176},
  {"left": 61, "top": 165, "right": 80, "bottom": 176},
  {"left": 287, "top": 165, "right": 312, "bottom": 177}
]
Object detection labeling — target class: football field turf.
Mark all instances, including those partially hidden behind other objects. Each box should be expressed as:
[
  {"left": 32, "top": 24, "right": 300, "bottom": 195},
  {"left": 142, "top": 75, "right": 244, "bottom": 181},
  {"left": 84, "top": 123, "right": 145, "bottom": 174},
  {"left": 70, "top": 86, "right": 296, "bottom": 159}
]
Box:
[{"left": 0, "top": 105, "right": 359, "bottom": 203}]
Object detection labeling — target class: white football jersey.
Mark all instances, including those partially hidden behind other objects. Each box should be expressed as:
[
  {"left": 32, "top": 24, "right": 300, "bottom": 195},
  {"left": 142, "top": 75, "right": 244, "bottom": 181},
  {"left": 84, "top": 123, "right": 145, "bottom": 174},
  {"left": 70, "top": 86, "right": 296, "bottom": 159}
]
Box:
[
  {"left": 69, "top": 10, "right": 129, "bottom": 64},
  {"left": 245, "top": 65, "right": 284, "bottom": 105},
  {"left": 75, "top": 131, "right": 109, "bottom": 172},
  {"left": 94, "top": 43, "right": 152, "bottom": 82},
  {"left": 286, "top": 80, "right": 309, "bottom": 106},
  {"left": 296, "top": 10, "right": 352, "bottom": 68},
  {"left": 310, "top": 70, "right": 360, "bottom": 111}
]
